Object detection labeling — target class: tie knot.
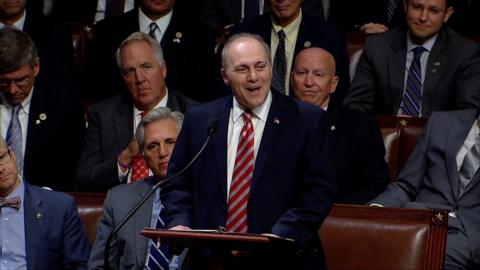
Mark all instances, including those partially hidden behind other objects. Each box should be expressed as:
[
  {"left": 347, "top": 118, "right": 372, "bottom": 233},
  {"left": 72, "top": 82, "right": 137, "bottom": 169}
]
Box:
[
  {"left": 12, "top": 105, "right": 21, "bottom": 115},
  {"left": 0, "top": 196, "right": 21, "bottom": 211},
  {"left": 149, "top": 22, "right": 160, "bottom": 40},
  {"left": 277, "top": 30, "right": 286, "bottom": 40},
  {"left": 412, "top": 46, "right": 426, "bottom": 59}
]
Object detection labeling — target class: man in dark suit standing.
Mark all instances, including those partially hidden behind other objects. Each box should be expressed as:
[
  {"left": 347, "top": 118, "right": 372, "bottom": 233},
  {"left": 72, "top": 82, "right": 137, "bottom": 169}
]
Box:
[
  {"left": 84, "top": 0, "right": 219, "bottom": 102},
  {"left": 370, "top": 109, "right": 480, "bottom": 269},
  {"left": 77, "top": 32, "right": 195, "bottom": 192},
  {"left": 164, "top": 33, "right": 335, "bottom": 269},
  {"left": 343, "top": 0, "right": 480, "bottom": 117},
  {"left": 291, "top": 47, "right": 389, "bottom": 204},
  {"left": 231, "top": 0, "right": 349, "bottom": 108},
  {"left": 0, "top": 0, "right": 76, "bottom": 86},
  {"left": 0, "top": 27, "right": 84, "bottom": 191},
  {"left": 0, "top": 135, "right": 90, "bottom": 269}
]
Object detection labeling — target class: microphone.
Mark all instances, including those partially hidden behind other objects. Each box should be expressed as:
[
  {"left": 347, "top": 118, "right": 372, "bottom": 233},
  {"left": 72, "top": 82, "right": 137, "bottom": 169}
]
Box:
[{"left": 104, "top": 118, "right": 219, "bottom": 269}]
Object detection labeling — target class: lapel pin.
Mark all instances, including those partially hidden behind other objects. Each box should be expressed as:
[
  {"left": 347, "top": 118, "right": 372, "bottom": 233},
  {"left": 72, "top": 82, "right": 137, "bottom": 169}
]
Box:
[
  {"left": 330, "top": 125, "right": 336, "bottom": 131},
  {"left": 35, "top": 120, "right": 40, "bottom": 125},
  {"left": 304, "top": 41, "right": 311, "bottom": 48},
  {"left": 36, "top": 212, "right": 42, "bottom": 219},
  {"left": 173, "top": 32, "right": 183, "bottom": 43},
  {"left": 274, "top": 118, "right": 280, "bottom": 125},
  {"left": 434, "top": 62, "right": 441, "bottom": 66},
  {"left": 35, "top": 113, "right": 47, "bottom": 125}
]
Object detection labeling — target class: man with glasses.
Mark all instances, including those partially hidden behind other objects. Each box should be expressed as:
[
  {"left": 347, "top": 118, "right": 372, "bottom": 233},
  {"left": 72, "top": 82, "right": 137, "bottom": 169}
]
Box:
[
  {"left": 0, "top": 27, "right": 85, "bottom": 191},
  {"left": 0, "top": 135, "right": 91, "bottom": 269}
]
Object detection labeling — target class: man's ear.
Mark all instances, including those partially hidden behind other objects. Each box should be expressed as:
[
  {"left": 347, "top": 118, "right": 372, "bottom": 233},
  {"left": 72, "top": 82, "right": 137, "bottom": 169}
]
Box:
[
  {"left": 221, "top": 68, "right": 230, "bottom": 86},
  {"left": 330, "top": 76, "right": 339, "bottom": 94}
]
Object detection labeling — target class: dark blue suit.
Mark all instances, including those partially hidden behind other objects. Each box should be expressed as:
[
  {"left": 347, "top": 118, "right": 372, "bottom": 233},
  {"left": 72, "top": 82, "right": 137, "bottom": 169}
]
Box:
[
  {"left": 232, "top": 12, "right": 350, "bottom": 108},
  {"left": 24, "top": 183, "right": 90, "bottom": 269},
  {"left": 164, "top": 91, "right": 335, "bottom": 269}
]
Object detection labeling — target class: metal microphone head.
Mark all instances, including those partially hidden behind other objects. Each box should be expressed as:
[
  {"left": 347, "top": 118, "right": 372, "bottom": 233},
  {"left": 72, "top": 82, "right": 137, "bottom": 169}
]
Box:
[{"left": 206, "top": 118, "right": 219, "bottom": 136}]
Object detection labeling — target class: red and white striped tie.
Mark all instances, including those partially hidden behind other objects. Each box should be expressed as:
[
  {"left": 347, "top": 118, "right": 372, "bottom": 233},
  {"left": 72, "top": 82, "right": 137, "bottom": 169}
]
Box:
[{"left": 226, "top": 111, "right": 255, "bottom": 232}]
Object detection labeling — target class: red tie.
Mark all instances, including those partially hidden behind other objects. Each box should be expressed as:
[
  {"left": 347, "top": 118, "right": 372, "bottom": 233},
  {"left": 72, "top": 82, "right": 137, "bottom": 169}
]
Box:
[
  {"left": 226, "top": 111, "right": 255, "bottom": 232},
  {"left": 131, "top": 111, "right": 149, "bottom": 182}
]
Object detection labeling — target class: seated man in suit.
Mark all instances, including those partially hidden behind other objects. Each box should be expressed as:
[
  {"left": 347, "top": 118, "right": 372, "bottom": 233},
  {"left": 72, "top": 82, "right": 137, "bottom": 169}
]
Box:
[
  {"left": 232, "top": 0, "right": 349, "bottom": 107},
  {"left": 84, "top": 0, "right": 219, "bottom": 102},
  {"left": 0, "top": 0, "right": 76, "bottom": 86},
  {"left": 291, "top": 47, "right": 389, "bottom": 204},
  {"left": 370, "top": 109, "right": 480, "bottom": 269},
  {"left": 343, "top": 0, "right": 480, "bottom": 117},
  {"left": 0, "top": 27, "right": 85, "bottom": 191},
  {"left": 89, "top": 107, "right": 183, "bottom": 270},
  {"left": 76, "top": 32, "right": 195, "bottom": 192},
  {"left": 0, "top": 135, "right": 90, "bottom": 269},
  {"left": 164, "top": 33, "right": 335, "bottom": 270}
]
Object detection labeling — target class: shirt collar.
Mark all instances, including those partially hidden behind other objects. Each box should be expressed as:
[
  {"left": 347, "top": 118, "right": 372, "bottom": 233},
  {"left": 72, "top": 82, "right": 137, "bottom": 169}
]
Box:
[
  {"left": 0, "top": 10, "right": 26, "bottom": 29},
  {"left": 133, "top": 88, "right": 169, "bottom": 116},
  {"left": 271, "top": 9, "right": 302, "bottom": 42},
  {"left": 406, "top": 31, "right": 437, "bottom": 53},
  {"left": 138, "top": 8, "right": 173, "bottom": 38},
  {"left": 232, "top": 90, "right": 272, "bottom": 123}
]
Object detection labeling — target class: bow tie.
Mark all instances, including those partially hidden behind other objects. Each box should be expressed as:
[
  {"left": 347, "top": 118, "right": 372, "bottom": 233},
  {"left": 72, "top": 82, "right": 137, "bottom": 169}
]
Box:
[{"left": 0, "top": 196, "right": 21, "bottom": 211}]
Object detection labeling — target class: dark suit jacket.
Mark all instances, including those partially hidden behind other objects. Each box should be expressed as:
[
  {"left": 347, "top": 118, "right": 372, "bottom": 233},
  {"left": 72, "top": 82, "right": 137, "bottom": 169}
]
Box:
[
  {"left": 344, "top": 26, "right": 480, "bottom": 116},
  {"left": 23, "top": 11, "right": 76, "bottom": 86},
  {"left": 24, "top": 183, "right": 91, "bottom": 269},
  {"left": 88, "top": 177, "right": 156, "bottom": 269},
  {"left": 27, "top": 0, "right": 98, "bottom": 24},
  {"left": 164, "top": 91, "right": 335, "bottom": 269},
  {"left": 326, "top": 107, "right": 389, "bottom": 204},
  {"left": 232, "top": 12, "right": 350, "bottom": 108},
  {"left": 371, "top": 109, "right": 480, "bottom": 264},
  {"left": 21, "top": 77, "right": 85, "bottom": 192},
  {"left": 84, "top": 8, "right": 219, "bottom": 102},
  {"left": 76, "top": 89, "right": 195, "bottom": 192}
]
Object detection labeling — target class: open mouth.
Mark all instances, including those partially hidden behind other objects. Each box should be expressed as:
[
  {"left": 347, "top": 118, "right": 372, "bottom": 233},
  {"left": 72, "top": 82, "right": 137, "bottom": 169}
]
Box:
[{"left": 246, "top": 86, "right": 261, "bottom": 92}]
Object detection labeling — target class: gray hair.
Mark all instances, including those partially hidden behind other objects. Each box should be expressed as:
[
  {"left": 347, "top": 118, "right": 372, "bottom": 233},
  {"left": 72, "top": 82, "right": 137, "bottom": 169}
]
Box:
[
  {"left": 221, "top": 33, "right": 271, "bottom": 70},
  {"left": 135, "top": 107, "right": 184, "bottom": 148},
  {"left": 0, "top": 27, "right": 38, "bottom": 74},
  {"left": 115, "top": 31, "right": 165, "bottom": 68}
]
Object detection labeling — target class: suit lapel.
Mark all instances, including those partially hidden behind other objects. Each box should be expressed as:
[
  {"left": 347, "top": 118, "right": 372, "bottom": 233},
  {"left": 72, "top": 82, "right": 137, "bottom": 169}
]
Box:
[
  {"left": 133, "top": 179, "right": 154, "bottom": 267},
  {"left": 24, "top": 184, "right": 45, "bottom": 269},
  {"left": 251, "top": 92, "right": 285, "bottom": 190},
  {"left": 114, "top": 96, "right": 134, "bottom": 150},
  {"left": 213, "top": 98, "right": 231, "bottom": 203},
  {"left": 388, "top": 29, "right": 408, "bottom": 113},
  {"left": 445, "top": 110, "right": 477, "bottom": 200},
  {"left": 166, "top": 90, "right": 181, "bottom": 112},
  {"left": 422, "top": 30, "right": 447, "bottom": 114}
]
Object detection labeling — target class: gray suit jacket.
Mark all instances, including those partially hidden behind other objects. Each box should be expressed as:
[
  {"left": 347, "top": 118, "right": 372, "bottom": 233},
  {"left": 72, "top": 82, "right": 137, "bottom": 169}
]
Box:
[
  {"left": 344, "top": 26, "right": 480, "bottom": 116},
  {"left": 88, "top": 177, "right": 155, "bottom": 269},
  {"left": 371, "top": 109, "right": 480, "bottom": 263},
  {"left": 76, "top": 89, "right": 195, "bottom": 192}
]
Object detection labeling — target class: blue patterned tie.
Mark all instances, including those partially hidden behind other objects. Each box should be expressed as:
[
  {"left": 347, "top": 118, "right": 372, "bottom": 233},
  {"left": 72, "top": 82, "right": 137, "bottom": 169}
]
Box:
[
  {"left": 145, "top": 205, "right": 170, "bottom": 270},
  {"left": 401, "top": 46, "right": 426, "bottom": 117},
  {"left": 387, "top": 0, "right": 400, "bottom": 22},
  {"left": 272, "top": 30, "right": 287, "bottom": 94},
  {"left": 6, "top": 105, "right": 23, "bottom": 172},
  {"left": 459, "top": 132, "right": 480, "bottom": 195},
  {"left": 149, "top": 22, "right": 160, "bottom": 41}
]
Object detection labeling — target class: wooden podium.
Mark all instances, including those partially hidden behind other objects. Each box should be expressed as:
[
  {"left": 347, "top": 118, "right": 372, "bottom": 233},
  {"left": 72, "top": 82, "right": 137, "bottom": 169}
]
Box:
[{"left": 140, "top": 229, "right": 296, "bottom": 269}]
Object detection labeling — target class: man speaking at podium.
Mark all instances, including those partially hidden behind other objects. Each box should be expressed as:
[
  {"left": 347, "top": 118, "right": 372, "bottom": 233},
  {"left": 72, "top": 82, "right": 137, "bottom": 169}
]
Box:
[{"left": 164, "top": 33, "right": 335, "bottom": 270}]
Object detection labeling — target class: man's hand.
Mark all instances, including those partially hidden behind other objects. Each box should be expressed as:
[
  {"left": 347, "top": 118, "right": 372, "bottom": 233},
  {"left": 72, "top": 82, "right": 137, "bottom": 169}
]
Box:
[
  {"left": 359, "top": 23, "right": 389, "bottom": 34},
  {"left": 117, "top": 137, "right": 141, "bottom": 172},
  {"left": 169, "top": 225, "right": 192, "bottom": 231}
]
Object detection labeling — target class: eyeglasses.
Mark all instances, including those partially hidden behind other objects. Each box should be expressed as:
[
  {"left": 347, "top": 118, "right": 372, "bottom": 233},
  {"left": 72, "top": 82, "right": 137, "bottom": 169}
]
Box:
[
  {"left": 0, "top": 150, "right": 12, "bottom": 166},
  {"left": 0, "top": 76, "right": 33, "bottom": 89}
]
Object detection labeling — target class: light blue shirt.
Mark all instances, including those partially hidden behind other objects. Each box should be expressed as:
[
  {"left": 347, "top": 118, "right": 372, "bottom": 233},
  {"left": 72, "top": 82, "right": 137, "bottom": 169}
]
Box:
[
  {"left": 0, "top": 179, "right": 26, "bottom": 269},
  {"left": 145, "top": 188, "right": 179, "bottom": 270}
]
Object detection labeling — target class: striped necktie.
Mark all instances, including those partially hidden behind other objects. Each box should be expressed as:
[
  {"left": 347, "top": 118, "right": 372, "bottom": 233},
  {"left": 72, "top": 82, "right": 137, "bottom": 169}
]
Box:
[
  {"left": 401, "top": 46, "right": 426, "bottom": 117},
  {"left": 272, "top": 30, "right": 287, "bottom": 94},
  {"left": 226, "top": 111, "right": 255, "bottom": 232},
  {"left": 149, "top": 22, "right": 160, "bottom": 41},
  {"left": 459, "top": 132, "right": 480, "bottom": 195},
  {"left": 387, "top": 0, "right": 400, "bottom": 23},
  {"left": 145, "top": 205, "right": 170, "bottom": 270},
  {"left": 6, "top": 105, "right": 23, "bottom": 173}
]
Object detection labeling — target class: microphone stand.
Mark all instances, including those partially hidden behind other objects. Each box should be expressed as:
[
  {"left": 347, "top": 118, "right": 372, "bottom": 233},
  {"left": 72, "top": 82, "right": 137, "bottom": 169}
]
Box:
[{"left": 103, "top": 119, "right": 218, "bottom": 269}]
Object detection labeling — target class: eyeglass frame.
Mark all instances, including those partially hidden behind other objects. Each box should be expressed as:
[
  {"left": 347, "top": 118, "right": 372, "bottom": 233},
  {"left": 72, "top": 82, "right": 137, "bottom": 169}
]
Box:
[{"left": 0, "top": 75, "right": 33, "bottom": 89}]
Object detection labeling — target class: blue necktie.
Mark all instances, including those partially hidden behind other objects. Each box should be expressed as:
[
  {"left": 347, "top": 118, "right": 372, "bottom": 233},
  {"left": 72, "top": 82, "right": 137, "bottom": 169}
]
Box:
[
  {"left": 387, "top": 0, "right": 400, "bottom": 22},
  {"left": 149, "top": 22, "right": 160, "bottom": 41},
  {"left": 401, "top": 46, "right": 426, "bottom": 117},
  {"left": 145, "top": 205, "right": 170, "bottom": 270},
  {"left": 6, "top": 106, "right": 23, "bottom": 173},
  {"left": 272, "top": 30, "right": 287, "bottom": 94}
]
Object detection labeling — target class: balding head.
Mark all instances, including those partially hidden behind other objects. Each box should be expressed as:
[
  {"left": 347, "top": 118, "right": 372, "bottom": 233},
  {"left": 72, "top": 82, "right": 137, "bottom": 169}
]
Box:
[{"left": 291, "top": 47, "right": 338, "bottom": 109}]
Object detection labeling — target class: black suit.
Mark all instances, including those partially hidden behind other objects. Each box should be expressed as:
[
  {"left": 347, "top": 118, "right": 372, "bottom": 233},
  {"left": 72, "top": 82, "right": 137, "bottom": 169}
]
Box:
[
  {"left": 76, "top": 89, "right": 195, "bottom": 192},
  {"left": 22, "top": 77, "right": 85, "bottom": 192},
  {"left": 325, "top": 107, "right": 389, "bottom": 204},
  {"left": 23, "top": 11, "right": 76, "bottom": 86},
  {"left": 84, "top": 8, "right": 219, "bottom": 102},
  {"left": 232, "top": 12, "right": 350, "bottom": 107},
  {"left": 344, "top": 26, "right": 480, "bottom": 116}
]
